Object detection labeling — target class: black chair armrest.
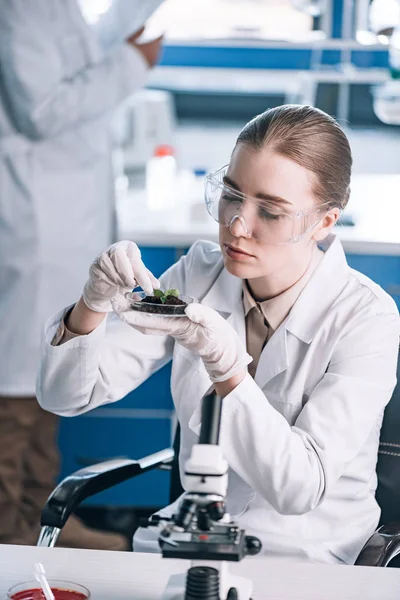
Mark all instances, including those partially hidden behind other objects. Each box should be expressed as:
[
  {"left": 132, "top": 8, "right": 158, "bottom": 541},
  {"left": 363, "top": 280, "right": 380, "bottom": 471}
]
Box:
[
  {"left": 41, "top": 448, "right": 174, "bottom": 530},
  {"left": 355, "top": 522, "right": 400, "bottom": 566}
]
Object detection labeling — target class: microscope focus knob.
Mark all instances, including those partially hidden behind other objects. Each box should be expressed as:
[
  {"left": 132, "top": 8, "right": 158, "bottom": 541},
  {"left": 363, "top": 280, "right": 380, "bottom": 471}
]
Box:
[
  {"left": 245, "top": 535, "right": 262, "bottom": 556},
  {"left": 185, "top": 566, "right": 219, "bottom": 600}
]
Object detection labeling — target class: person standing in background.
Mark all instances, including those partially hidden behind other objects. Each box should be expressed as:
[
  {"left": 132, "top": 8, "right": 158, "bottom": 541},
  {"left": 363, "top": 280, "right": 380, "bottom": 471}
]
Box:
[{"left": 0, "top": 0, "right": 164, "bottom": 549}]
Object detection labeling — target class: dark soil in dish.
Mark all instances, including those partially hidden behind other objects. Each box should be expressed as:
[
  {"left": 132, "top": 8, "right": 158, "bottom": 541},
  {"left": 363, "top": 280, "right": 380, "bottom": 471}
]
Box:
[{"left": 133, "top": 294, "right": 187, "bottom": 315}]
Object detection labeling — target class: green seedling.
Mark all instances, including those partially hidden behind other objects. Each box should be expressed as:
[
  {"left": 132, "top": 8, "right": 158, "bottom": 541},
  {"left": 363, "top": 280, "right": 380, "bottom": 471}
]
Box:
[{"left": 153, "top": 289, "right": 180, "bottom": 303}]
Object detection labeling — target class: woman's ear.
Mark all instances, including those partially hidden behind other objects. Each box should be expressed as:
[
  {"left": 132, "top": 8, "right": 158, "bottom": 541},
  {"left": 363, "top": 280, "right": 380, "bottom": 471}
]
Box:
[{"left": 312, "top": 208, "right": 341, "bottom": 242}]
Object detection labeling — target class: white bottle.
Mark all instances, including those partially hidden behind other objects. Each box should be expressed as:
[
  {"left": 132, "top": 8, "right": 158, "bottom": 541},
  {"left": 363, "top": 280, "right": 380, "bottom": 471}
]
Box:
[
  {"left": 372, "top": 25, "right": 400, "bottom": 125},
  {"left": 146, "top": 145, "right": 177, "bottom": 212},
  {"left": 189, "top": 168, "right": 209, "bottom": 222},
  {"left": 389, "top": 27, "right": 400, "bottom": 78}
]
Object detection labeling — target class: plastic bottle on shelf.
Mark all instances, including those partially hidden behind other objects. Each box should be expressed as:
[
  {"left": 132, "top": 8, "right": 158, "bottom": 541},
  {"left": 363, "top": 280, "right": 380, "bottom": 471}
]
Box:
[
  {"left": 193, "top": 168, "right": 207, "bottom": 199},
  {"left": 372, "top": 25, "right": 400, "bottom": 124},
  {"left": 189, "top": 168, "right": 208, "bottom": 222},
  {"left": 146, "top": 144, "right": 177, "bottom": 212}
]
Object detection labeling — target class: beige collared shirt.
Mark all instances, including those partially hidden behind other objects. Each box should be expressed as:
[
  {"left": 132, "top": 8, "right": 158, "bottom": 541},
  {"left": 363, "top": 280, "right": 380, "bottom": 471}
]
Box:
[{"left": 243, "top": 245, "right": 324, "bottom": 377}]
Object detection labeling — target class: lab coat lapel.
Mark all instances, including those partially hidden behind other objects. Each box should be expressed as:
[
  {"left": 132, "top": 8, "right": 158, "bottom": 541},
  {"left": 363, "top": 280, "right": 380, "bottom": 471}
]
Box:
[
  {"left": 255, "top": 326, "right": 288, "bottom": 389},
  {"left": 285, "top": 234, "right": 350, "bottom": 343},
  {"left": 254, "top": 234, "right": 349, "bottom": 390}
]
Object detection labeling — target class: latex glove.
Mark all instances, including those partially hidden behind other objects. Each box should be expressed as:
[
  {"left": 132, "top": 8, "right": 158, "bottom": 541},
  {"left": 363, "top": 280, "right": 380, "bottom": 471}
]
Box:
[
  {"left": 83, "top": 241, "right": 159, "bottom": 313},
  {"left": 112, "top": 294, "right": 252, "bottom": 382}
]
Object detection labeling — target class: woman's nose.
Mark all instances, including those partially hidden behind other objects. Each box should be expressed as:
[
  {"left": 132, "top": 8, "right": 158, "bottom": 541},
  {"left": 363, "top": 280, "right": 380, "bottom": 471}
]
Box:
[{"left": 228, "top": 214, "right": 251, "bottom": 238}]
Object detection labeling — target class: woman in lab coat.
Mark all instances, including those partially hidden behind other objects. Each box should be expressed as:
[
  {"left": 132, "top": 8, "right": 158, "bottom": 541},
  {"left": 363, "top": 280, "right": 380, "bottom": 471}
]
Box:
[
  {"left": 0, "top": 0, "right": 162, "bottom": 548},
  {"left": 37, "top": 105, "right": 400, "bottom": 564}
]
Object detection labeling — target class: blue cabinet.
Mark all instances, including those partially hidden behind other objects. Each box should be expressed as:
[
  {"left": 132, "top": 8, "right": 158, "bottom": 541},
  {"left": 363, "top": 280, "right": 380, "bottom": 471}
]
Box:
[
  {"left": 346, "top": 254, "right": 400, "bottom": 309},
  {"left": 58, "top": 246, "right": 400, "bottom": 508},
  {"left": 58, "top": 411, "right": 172, "bottom": 507}
]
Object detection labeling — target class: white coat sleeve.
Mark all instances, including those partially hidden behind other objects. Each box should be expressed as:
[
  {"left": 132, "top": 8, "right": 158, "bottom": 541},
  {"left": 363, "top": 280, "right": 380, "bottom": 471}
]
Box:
[
  {"left": 36, "top": 248, "right": 192, "bottom": 417},
  {"left": 191, "top": 307, "right": 400, "bottom": 516},
  {"left": 0, "top": 0, "right": 149, "bottom": 140},
  {"left": 89, "top": 0, "right": 165, "bottom": 56}
]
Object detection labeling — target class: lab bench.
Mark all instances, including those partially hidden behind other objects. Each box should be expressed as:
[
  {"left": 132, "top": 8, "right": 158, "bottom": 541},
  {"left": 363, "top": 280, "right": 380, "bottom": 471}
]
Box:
[{"left": 58, "top": 174, "right": 400, "bottom": 508}]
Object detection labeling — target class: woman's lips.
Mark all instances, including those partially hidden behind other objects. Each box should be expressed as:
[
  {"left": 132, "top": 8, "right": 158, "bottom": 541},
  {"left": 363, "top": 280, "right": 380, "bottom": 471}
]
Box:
[{"left": 224, "top": 243, "right": 254, "bottom": 261}]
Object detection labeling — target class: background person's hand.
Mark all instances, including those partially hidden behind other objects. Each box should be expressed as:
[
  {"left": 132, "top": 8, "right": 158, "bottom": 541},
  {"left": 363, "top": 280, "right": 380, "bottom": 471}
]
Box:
[
  {"left": 126, "top": 26, "right": 145, "bottom": 43},
  {"left": 112, "top": 295, "right": 252, "bottom": 382},
  {"left": 126, "top": 27, "right": 164, "bottom": 67},
  {"left": 82, "top": 241, "right": 159, "bottom": 313}
]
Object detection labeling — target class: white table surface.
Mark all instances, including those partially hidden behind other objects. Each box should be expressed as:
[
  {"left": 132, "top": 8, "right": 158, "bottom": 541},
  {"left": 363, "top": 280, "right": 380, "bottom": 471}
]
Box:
[
  {"left": 2, "top": 545, "right": 400, "bottom": 600},
  {"left": 117, "top": 173, "right": 400, "bottom": 256}
]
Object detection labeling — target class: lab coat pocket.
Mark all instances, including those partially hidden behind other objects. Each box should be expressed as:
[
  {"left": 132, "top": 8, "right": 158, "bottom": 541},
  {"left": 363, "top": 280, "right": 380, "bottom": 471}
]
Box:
[
  {"left": 263, "top": 376, "right": 303, "bottom": 425},
  {"left": 173, "top": 345, "right": 204, "bottom": 380},
  {"left": 171, "top": 345, "right": 211, "bottom": 418},
  {"left": 173, "top": 344, "right": 199, "bottom": 364},
  {"left": 226, "top": 469, "right": 255, "bottom": 518},
  {"left": 264, "top": 389, "right": 296, "bottom": 424}
]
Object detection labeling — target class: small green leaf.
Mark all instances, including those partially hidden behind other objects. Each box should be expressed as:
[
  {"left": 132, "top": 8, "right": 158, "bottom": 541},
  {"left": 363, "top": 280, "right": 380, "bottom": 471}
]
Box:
[
  {"left": 152, "top": 288, "right": 180, "bottom": 303},
  {"left": 164, "top": 289, "right": 180, "bottom": 298}
]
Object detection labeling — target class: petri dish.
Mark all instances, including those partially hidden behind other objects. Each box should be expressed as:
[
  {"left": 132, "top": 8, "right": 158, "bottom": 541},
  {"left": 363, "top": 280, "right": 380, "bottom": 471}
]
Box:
[
  {"left": 125, "top": 291, "right": 197, "bottom": 317},
  {"left": 7, "top": 580, "right": 90, "bottom": 600}
]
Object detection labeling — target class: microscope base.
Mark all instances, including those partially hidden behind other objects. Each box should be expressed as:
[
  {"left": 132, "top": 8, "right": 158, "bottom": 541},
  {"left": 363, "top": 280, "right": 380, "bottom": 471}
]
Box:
[{"left": 161, "top": 560, "right": 252, "bottom": 600}]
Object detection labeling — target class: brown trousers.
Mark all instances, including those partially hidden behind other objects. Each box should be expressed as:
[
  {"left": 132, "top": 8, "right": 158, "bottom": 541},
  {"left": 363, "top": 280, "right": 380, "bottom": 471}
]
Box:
[{"left": 0, "top": 396, "right": 59, "bottom": 545}]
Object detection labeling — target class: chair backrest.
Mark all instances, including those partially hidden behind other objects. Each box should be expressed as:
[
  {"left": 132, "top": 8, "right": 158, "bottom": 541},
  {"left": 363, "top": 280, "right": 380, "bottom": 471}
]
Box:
[{"left": 376, "top": 349, "right": 400, "bottom": 526}]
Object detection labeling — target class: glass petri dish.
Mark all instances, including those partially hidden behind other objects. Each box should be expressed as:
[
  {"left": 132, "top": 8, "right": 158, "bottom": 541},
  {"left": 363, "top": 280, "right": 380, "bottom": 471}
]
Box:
[
  {"left": 125, "top": 291, "right": 197, "bottom": 317},
  {"left": 7, "top": 581, "right": 90, "bottom": 600}
]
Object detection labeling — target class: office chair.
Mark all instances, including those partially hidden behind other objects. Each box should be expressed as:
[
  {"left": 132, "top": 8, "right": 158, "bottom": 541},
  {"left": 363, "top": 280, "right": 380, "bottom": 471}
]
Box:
[
  {"left": 355, "top": 348, "right": 400, "bottom": 566},
  {"left": 38, "top": 352, "right": 400, "bottom": 566}
]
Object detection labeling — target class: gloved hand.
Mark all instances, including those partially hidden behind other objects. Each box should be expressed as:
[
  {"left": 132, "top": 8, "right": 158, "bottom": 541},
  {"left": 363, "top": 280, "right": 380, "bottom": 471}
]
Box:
[
  {"left": 83, "top": 241, "right": 159, "bottom": 313},
  {"left": 111, "top": 294, "right": 252, "bottom": 383}
]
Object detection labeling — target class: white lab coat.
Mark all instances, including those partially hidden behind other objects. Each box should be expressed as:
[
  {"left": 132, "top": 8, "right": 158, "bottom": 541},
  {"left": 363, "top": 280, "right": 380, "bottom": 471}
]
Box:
[
  {"left": 37, "top": 235, "right": 400, "bottom": 564},
  {"left": 0, "top": 0, "right": 149, "bottom": 394}
]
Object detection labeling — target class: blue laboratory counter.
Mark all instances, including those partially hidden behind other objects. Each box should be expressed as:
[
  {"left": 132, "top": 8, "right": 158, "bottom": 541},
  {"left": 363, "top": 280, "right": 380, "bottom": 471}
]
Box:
[{"left": 59, "top": 174, "right": 400, "bottom": 509}]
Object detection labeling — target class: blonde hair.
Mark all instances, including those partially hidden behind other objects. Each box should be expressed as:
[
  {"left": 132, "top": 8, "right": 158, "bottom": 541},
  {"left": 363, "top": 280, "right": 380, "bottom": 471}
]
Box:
[{"left": 236, "top": 105, "right": 352, "bottom": 210}]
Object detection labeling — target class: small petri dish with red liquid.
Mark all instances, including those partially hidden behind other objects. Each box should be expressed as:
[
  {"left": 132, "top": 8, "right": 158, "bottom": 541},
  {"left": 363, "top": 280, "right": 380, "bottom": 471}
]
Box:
[{"left": 7, "top": 581, "right": 90, "bottom": 600}]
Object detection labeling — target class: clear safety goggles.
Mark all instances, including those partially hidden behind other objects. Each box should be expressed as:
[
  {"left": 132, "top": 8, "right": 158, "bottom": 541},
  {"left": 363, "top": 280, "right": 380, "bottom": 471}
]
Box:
[{"left": 205, "top": 165, "right": 334, "bottom": 245}]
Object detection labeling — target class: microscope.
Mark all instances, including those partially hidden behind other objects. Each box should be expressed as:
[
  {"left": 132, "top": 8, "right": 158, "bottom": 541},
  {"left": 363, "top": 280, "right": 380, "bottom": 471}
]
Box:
[
  {"left": 142, "top": 392, "right": 262, "bottom": 600},
  {"left": 38, "top": 392, "right": 261, "bottom": 600}
]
